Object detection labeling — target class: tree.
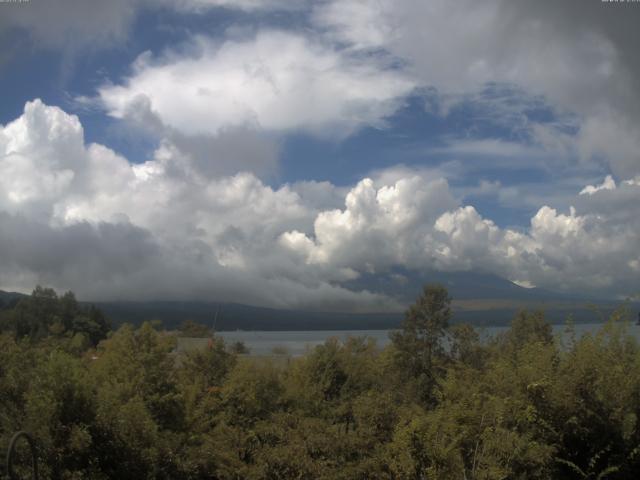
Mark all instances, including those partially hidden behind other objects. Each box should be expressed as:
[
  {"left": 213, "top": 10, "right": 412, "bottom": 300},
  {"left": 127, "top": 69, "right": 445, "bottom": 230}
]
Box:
[
  {"left": 14, "top": 286, "right": 59, "bottom": 340},
  {"left": 449, "top": 323, "right": 485, "bottom": 369},
  {"left": 230, "top": 340, "right": 250, "bottom": 354},
  {"left": 390, "top": 283, "right": 451, "bottom": 405},
  {"left": 178, "top": 320, "right": 211, "bottom": 338},
  {"left": 501, "top": 309, "right": 553, "bottom": 351},
  {"left": 6, "top": 287, "right": 110, "bottom": 347}
]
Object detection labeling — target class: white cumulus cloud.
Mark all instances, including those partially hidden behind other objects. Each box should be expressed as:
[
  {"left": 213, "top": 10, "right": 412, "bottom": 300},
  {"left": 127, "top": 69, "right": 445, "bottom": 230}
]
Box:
[
  {"left": 580, "top": 175, "right": 617, "bottom": 195},
  {"left": 98, "top": 31, "right": 415, "bottom": 137},
  {"left": 2, "top": 100, "right": 640, "bottom": 307}
]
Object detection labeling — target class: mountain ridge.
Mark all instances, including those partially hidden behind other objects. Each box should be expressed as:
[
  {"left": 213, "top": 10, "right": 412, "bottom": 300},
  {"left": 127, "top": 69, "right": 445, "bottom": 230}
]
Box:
[{"left": 1, "top": 273, "right": 633, "bottom": 330}]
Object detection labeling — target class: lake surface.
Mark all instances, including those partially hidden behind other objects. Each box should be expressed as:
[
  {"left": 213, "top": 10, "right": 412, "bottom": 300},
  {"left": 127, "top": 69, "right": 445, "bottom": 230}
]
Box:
[{"left": 205, "top": 322, "right": 640, "bottom": 356}]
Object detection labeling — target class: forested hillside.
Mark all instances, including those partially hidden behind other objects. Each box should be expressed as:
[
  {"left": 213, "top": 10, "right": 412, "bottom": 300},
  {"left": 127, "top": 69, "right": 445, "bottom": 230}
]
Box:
[{"left": 1, "top": 286, "right": 640, "bottom": 479}]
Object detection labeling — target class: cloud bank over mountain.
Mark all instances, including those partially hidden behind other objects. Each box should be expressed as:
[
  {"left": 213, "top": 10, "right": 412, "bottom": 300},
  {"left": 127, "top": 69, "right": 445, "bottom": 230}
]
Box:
[
  {"left": 1, "top": 100, "right": 638, "bottom": 308},
  {"left": 1, "top": 1, "right": 639, "bottom": 307}
]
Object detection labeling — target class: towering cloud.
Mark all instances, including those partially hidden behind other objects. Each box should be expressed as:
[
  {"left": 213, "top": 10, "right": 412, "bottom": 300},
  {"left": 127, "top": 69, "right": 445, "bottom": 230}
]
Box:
[
  {"left": 2, "top": 1, "right": 639, "bottom": 307},
  {"left": 2, "top": 100, "right": 638, "bottom": 306}
]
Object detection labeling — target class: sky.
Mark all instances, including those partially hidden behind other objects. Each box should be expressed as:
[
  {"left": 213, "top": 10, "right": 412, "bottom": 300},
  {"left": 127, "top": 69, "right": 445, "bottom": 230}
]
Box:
[{"left": 0, "top": 0, "right": 639, "bottom": 310}]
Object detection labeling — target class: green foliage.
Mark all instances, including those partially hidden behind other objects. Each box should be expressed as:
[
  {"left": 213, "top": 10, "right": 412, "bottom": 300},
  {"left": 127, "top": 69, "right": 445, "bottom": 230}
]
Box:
[
  {"left": 503, "top": 309, "right": 554, "bottom": 349},
  {"left": 0, "top": 286, "right": 110, "bottom": 347},
  {"left": 178, "top": 320, "right": 212, "bottom": 338},
  {"left": 230, "top": 340, "right": 250, "bottom": 354},
  {"left": 390, "top": 283, "right": 452, "bottom": 404},
  {"left": 2, "top": 285, "right": 640, "bottom": 479}
]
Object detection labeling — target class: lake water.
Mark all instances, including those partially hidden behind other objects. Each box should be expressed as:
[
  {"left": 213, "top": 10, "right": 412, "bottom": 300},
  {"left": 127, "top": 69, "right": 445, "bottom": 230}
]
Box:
[{"left": 207, "top": 322, "right": 640, "bottom": 356}]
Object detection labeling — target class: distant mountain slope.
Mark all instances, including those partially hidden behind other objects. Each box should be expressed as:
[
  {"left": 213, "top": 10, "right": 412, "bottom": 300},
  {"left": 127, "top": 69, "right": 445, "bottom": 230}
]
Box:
[
  {"left": 3, "top": 279, "right": 634, "bottom": 330},
  {"left": 0, "top": 289, "right": 26, "bottom": 307},
  {"left": 344, "top": 269, "right": 589, "bottom": 303},
  {"left": 94, "top": 301, "right": 403, "bottom": 331},
  {"left": 95, "top": 298, "right": 633, "bottom": 331}
]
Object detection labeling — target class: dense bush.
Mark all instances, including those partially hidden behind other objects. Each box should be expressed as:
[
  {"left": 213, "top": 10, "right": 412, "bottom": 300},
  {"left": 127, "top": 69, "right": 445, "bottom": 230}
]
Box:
[{"left": 1, "top": 285, "right": 639, "bottom": 479}]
